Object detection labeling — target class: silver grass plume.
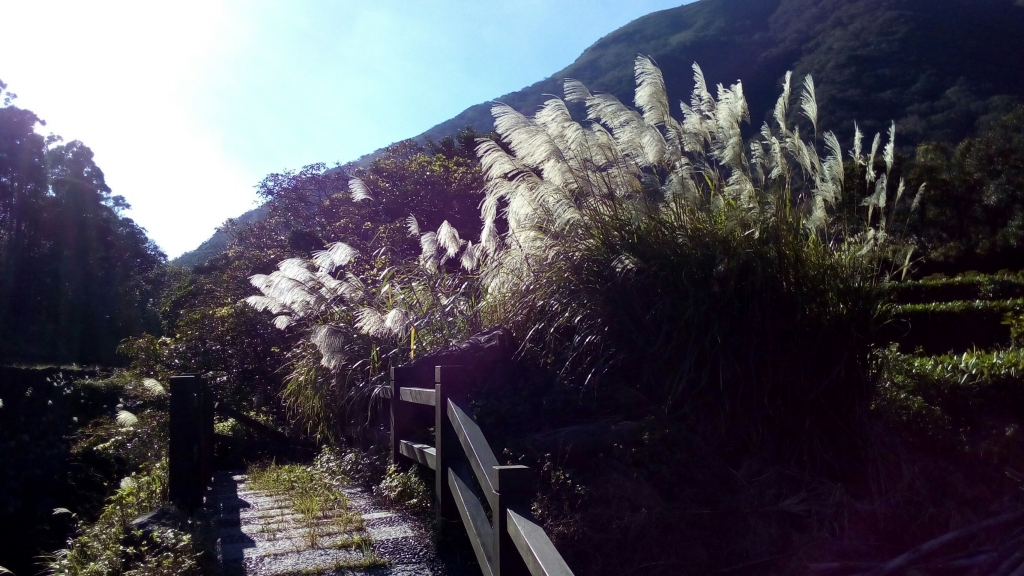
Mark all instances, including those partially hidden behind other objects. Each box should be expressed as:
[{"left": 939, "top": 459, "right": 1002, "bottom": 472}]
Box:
[
  {"left": 116, "top": 410, "right": 138, "bottom": 427},
  {"left": 355, "top": 307, "right": 388, "bottom": 338},
  {"left": 312, "top": 242, "right": 358, "bottom": 273},
  {"left": 406, "top": 215, "right": 420, "bottom": 237},
  {"left": 244, "top": 295, "right": 290, "bottom": 315},
  {"left": 142, "top": 378, "right": 166, "bottom": 396},
  {"left": 877, "top": 174, "right": 889, "bottom": 230},
  {"left": 420, "top": 231, "right": 438, "bottom": 260},
  {"left": 883, "top": 122, "right": 896, "bottom": 175},
  {"left": 349, "top": 177, "right": 373, "bottom": 202},
  {"left": 895, "top": 177, "right": 906, "bottom": 205},
  {"left": 750, "top": 140, "right": 766, "bottom": 185},
  {"left": 436, "top": 221, "right": 463, "bottom": 259},
  {"left": 800, "top": 76, "right": 818, "bottom": 136},
  {"left": 911, "top": 183, "right": 926, "bottom": 212},
  {"left": 773, "top": 72, "right": 792, "bottom": 136},
  {"left": 823, "top": 131, "right": 844, "bottom": 190},
  {"left": 634, "top": 55, "right": 670, "bottom": 126},
  {"left": 851, "top": 123, "right": 864, "bottom": 165},
  {"left": 866, "top": 133, "right": 881, "bottom": 184},
  {"left": 460, "top": 240, "right": 480, "bottom": 271},
  {"left": 310, "top": 324, "right": 347, "bottom": 370},
  {"left": 383, "top": 308, "right": 411, "bottom": 335}
]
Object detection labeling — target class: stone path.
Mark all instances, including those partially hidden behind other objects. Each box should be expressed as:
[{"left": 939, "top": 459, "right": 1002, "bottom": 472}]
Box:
[{"left": 208, "top": 471, "right": 445, "bottom": 576}]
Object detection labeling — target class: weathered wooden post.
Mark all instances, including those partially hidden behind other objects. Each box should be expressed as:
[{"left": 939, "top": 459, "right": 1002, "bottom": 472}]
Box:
[
  {"left": 494, "top": 465, "right": 534, "bottom": 576},
  {"left": 169, "top": 374, "right": 210, "bottom": 512},
  {"left": 199, "top": 381, "right": 214, "bottom": 495},
  {"left": 435, "top": 365, "right": 468, "bottom": 531}
]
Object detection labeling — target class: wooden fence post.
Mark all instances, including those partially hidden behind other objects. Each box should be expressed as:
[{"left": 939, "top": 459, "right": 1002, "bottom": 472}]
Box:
[
  {"left": 199, "top": 382, "right": 214, "bottom": 495},
  {"left": 169, "top": 374, "right": 208, "bottom": 512},
  {"left": 435, "top": 365, "right": 467, "bottom": 531},
  {"left": 494, "top": 465, "right": 534, "bottom": 576}
]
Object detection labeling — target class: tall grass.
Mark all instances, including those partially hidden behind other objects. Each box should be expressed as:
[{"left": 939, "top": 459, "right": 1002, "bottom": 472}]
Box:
[
  {"left": 248, "top": 57, "right": 907, "bottom": 457},
  {"left": 245, "top": 229, "right": 483, "bottom": 440},
  {"left": 471, "top": 57, "right": 900, "bottom": 455}
]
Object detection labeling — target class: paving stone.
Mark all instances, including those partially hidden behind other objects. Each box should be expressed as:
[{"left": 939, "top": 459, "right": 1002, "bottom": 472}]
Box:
[{"left": 209, "top": 470, "right": 444, "bottom": 575}]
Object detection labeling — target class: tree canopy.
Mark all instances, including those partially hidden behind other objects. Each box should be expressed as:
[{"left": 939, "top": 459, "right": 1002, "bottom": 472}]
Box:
[{"left": 0, "top": 80, "right": 166, "bottom": 365}]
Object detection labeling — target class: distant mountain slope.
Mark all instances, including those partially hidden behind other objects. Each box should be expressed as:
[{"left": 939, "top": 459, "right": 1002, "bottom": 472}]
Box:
[
  {"left": 422, "top": 0, "right": 1024, "bottom": 146},
  {"left": 172, "top": 203, "right": 269, "bottom": 268},
  {"left": 179, "top": 0, "right": 1024, "bottom": 265}
]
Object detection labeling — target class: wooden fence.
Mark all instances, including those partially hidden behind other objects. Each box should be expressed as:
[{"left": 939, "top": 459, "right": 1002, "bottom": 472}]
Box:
[{"left": 387, "top": 365, "right": 575, "bottom": 576}]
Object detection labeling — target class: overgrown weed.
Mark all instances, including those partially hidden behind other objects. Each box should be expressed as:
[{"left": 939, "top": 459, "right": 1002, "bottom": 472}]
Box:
[
  {"left": 45, "top": 462, "right": 212, "bottom": 576},
  {"left": 246, "top": 457, "right": 365, "bottom": 551}
]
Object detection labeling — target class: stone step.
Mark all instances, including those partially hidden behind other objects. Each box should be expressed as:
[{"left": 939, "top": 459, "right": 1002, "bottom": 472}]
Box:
[{"left": 207, "top": 471, "right": 442, "bottom": 575}]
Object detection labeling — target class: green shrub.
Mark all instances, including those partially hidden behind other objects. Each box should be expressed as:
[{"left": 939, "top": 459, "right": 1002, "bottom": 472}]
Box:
[
  {"left": 889, "top": 271, "right": 1024, "bottom": 304},
  {"left": 375, "top": 465, "right": 431, "bottom": 514},
  {"left": 46, "top": 462, "right": 207, "bottom": 576},
  {"left": 873, "top": 346, "right": 1024, "bottom": 480},
  {"left": 889, "top": 298, "right": 1024, "bottom": 353}
]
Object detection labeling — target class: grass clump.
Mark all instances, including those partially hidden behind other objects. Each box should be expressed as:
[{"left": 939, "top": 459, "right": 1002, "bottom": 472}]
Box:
[
  {"left": 246, "top": 458, "right": 365, "bottom": 551},
  {"left": 374, "top": 465, "right": 432, "bottom": 515}
]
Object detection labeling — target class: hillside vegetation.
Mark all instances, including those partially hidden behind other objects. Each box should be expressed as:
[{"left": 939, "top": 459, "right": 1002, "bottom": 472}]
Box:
[
  {"left": 5, "top": 1, "right": 1024, "bottom": 575},
  {"left": 127, "top": 43, "right": 1024, "bottom": 574},
  {"left": 0, "top": 82, "right": 166, "bottom": 366}
]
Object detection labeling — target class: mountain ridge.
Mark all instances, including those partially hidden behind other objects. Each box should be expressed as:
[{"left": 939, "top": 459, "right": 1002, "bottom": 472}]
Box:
[{"left": 175, "top": 0, "right": 1024, "bottom": 266}]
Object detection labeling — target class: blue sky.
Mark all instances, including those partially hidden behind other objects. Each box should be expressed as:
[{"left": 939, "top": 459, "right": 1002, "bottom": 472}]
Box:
[{"left": 1, "top": 0, "right": 690, "bottom": 257}]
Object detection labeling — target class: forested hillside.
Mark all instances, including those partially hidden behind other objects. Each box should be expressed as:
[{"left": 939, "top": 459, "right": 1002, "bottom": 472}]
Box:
[
  {"left": 0, "top": 81, "right": 165, "bottom": 365},
  {"left": 423, "top": 0, "right": 1024, "bottom": 147}
]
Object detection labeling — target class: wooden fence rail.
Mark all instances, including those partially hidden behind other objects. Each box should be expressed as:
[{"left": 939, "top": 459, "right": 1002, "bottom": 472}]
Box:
[{"left": 387, "top": 365, "right": 575, "bottom": 576}]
